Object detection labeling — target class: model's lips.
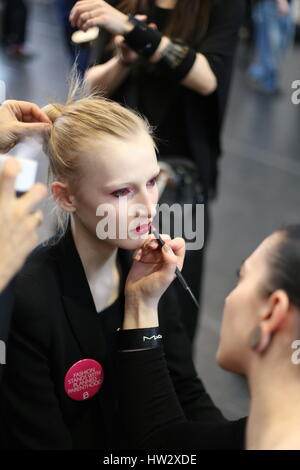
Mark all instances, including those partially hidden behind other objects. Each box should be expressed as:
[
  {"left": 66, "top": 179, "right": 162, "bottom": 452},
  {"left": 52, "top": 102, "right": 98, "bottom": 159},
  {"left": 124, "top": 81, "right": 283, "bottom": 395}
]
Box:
[{"left": 135, "top": 221, "right": 152, "bottom": 234}]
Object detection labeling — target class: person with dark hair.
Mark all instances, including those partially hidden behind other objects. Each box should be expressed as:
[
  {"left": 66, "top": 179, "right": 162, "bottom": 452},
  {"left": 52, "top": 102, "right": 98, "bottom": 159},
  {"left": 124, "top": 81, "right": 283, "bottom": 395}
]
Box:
[
  {"left": 116, "top": 225, "right": 300, "bottom": 449},
  {"left": 69, "top": 0, "right": 246, "bottom": 343}
]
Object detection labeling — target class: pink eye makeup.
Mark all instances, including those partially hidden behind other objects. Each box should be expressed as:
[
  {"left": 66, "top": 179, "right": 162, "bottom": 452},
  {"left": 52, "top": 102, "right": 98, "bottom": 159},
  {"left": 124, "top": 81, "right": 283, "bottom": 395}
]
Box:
[
  {"left": 146, "top": 176, "right": 158, "bottom": 187},
  {"left": 110, "top": 173, "right": 159, "bottom": 198},
  {"left": 111, "top": 188, "right": 132, "bottom": 198}
]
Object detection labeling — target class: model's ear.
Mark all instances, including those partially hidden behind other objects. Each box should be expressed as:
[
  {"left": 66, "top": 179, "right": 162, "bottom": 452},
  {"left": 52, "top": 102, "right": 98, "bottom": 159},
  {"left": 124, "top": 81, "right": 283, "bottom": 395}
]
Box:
[
  {"left": 51, "top": 181, "right": 76, "bottom": 213},
  {"left": 250, "top": 290, "right": 290, "bottom": 354},
  {"left": 261, "top": 289, "right": 290, "bottom": 334}
]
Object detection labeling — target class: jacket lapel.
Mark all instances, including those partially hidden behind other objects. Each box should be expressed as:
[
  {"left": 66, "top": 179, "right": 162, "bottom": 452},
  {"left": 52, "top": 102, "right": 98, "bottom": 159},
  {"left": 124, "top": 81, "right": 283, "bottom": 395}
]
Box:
[
  {"left": 55, "top": 228, "right": 107, "bottom": 362},
  {"left": 54, "top": 228, "right": 133, "bottom": 363}
]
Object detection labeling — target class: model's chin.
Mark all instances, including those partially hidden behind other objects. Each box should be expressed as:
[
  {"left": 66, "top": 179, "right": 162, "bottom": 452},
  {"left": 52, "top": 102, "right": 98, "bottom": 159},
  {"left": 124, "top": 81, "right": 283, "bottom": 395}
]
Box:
[
  {"left": 216, "top": 346, "right": 225, "bottom": 369},
  {"left": 216, "top": 347, "right": 246, "bottom": 376},
  {"left": 114, "top": 236, "right": 149, "bottom": 251},
  {"left": 216, "top": 343, "right": 233, "bottom": 372}
]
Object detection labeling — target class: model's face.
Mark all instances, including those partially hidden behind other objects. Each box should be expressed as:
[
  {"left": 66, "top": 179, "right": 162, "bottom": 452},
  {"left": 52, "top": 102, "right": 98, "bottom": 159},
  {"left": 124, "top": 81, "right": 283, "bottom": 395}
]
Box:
[
  {"left": 216, "top": 235, "right": 279, "bottom": 375},
  {"left": 71, "top": 132, "right": 159, "bottom": 250}
]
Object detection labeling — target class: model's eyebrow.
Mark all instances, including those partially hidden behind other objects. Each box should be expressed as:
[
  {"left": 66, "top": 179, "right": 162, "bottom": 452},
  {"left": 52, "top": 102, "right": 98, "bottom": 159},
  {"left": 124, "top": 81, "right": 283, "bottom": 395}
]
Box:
[{"left": 104, "top": 168, "right": 161, "bottom": 190}]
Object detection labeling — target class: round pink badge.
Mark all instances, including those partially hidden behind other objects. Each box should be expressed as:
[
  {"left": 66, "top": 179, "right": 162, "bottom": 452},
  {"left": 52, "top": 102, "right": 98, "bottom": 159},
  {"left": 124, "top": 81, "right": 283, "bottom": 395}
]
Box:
[{"left": 64, "top": 359, "right": 104, "bottom": 401}]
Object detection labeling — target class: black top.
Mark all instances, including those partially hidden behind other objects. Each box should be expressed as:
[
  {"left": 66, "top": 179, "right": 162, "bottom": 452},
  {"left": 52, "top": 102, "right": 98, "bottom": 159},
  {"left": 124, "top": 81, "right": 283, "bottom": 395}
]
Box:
[
  {"left": 0, "top": 228, "right": 232, "bottom": 450},
  {"left": 90, "top": 0, "right": 245, "bottom": 197},
  {"left": 98, "top": 295, "right": 124, "bottom": 354},
  {"left": 0, "top": 280, "right": 15, "bottom": 383},
  {"left": 117, "top": 347, "right": 246, "bottom": 450},
  {"left": 135, "top": 5, "right": 189, "bottom": 159}
]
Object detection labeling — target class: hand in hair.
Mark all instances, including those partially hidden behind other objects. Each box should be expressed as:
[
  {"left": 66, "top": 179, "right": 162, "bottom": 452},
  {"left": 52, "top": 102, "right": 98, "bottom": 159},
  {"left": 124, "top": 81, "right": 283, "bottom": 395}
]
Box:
[
  {"left": 0, "top": 158, "right": 47, "bottom": 293},
  {"left": 0, "top": 100, "right": 52, "bottom": 153},
  {"left": 123, "top": 235, "right": 185, "bottom": 330},
  {"left": 70, "top": 0, "right": 135, "bottom": 35}
]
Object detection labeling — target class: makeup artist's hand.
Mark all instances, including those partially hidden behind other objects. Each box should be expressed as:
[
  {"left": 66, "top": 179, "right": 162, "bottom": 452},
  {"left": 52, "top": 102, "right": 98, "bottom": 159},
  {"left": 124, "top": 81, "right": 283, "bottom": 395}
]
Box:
[
  {"left": 0, "top": 100, "right": 52, "bottom": 153},
  {"left": 0, "top": 158, "right": 47, "bottom": 293},
  {"left": 123, "top": 235, "right": 185, "bottom": 329},
  {"left": 70, "top": 0, "right": 134, "bottom": 35}
]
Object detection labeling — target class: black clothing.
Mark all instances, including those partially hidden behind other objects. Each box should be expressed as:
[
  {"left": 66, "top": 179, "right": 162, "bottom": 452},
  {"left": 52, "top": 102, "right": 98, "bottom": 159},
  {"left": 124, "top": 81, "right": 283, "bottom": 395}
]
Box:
[
  {"left": 0, "top": 281, "right": 15, "bottom": 383},
  {"left": 2, "top": 0, "right": 28, "bottom": 46},
  {"left": 0, "top": 228, "right": 227, "bottom": 449},
  {"left": 117, "top": 347, "right": 246, "bottom": 450}
]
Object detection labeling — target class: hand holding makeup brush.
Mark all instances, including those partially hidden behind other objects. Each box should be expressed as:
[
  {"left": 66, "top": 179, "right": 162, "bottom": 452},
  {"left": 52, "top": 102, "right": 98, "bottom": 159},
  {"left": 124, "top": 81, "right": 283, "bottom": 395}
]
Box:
[{"left": 124, "top": 234, "right": 185, "bottom": 330}]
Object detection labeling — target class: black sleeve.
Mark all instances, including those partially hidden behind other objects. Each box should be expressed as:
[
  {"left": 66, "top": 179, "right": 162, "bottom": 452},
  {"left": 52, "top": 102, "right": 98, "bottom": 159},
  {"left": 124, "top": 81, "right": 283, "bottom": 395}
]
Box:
[
  {"left": 88, "top": 0, "right": 117, "bottom": 66},
  {"left": 197, "top": 0, "right": 246, "bottom": 80},
  {"left": 158, "top": 285, "right": 226, "bottom": 424},
  {"left": 0, "top": 268, "right": 73, "bottom": 449},
  {"left": 0, "top": 280, "right": 15, "bottom": 383},
  {"left": 116, "top": 348, "right": 246, "bottom": 450}
]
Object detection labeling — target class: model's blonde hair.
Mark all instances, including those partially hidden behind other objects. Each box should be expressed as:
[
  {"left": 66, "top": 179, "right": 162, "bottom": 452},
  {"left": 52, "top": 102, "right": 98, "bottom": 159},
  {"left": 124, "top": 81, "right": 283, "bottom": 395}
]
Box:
[{"left": 43, "top": 73, "right": 155, "bottom": 234}]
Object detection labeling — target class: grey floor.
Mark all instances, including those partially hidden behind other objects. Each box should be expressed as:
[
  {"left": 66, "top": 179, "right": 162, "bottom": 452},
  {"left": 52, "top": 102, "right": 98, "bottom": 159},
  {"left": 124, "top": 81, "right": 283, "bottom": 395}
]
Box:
[{"left": 1, "top": 0, "right": 299, "bottom": 420}]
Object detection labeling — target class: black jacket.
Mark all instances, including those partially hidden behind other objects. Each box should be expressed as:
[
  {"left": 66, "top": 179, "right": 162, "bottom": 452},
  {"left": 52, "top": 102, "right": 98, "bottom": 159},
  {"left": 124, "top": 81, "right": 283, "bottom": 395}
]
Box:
[
  {"left": 0, "top": 228, "right": 228, "bottom": 450},
  {"left": 0, "top": 281, "right": 15, "bottom": 383}
]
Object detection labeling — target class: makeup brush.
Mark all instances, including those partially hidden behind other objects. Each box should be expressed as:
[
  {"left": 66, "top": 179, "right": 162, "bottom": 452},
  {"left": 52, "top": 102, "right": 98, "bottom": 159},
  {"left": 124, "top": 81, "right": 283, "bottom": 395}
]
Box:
[{"left": 151, "top": 226, "right": 200, "bottom": 310}]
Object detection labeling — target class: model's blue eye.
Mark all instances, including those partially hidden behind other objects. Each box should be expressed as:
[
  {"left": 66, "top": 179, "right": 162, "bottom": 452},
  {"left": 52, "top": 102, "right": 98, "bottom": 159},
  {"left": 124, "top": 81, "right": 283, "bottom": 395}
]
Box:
[
  {"left": 111, "top": 176, "right": 158, "bottom": 197},
  {"left": 111, "top": 188, "right": 131, "bottom": 198},
  {"left": 147, "top": 176, "right": 158, "bottom": 187}
]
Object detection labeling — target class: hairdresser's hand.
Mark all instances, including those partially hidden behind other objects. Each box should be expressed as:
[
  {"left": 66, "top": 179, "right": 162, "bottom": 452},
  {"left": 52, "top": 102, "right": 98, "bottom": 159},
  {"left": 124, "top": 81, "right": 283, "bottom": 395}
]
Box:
[
  {"left": 0, "top": 100, "right": 52, "bottom": 153},
  {"left": 115, "top": 16, "right": 158, "bottom": 66},
  {"left": 123, "top": 235, "right": 185, "bottom": 329},
  {"left": 0, "top": 158, "right": 47, "bottom": 293},
  {"left": 70, "top": 0, "right": 134, "bottom": 35}
]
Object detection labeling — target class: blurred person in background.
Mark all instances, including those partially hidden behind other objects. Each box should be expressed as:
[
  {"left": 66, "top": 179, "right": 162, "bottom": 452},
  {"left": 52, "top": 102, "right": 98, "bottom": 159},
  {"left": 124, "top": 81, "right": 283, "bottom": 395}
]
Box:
[
  {"left": 247, "top": 0, "right": 296, "bottom": 94},
  {"left": 1, "top": 0, "right": 29, "bottom": 57},
  {"left": 70, "top": 0, "right": 245, "bottom": 344},
  {"left": 55, "top": 0, "right": 93, "bottom": 75}
]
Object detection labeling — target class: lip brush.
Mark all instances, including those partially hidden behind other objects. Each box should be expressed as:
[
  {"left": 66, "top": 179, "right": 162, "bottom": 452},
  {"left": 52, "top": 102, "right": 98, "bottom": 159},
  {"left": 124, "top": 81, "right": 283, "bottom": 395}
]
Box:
[{"left": 151, "top": 226, "right": 200, "bottom": 310}]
